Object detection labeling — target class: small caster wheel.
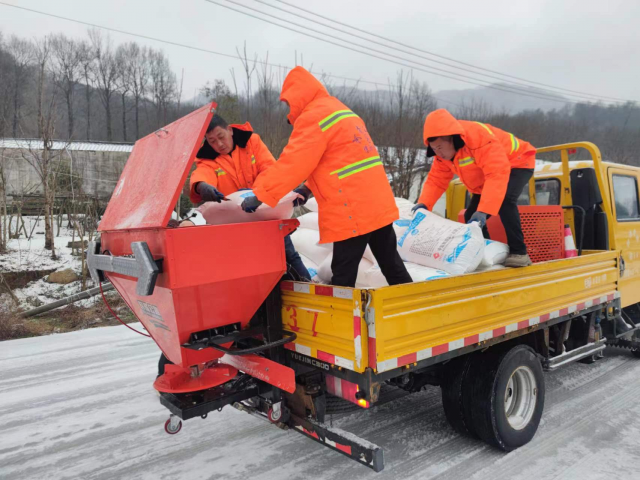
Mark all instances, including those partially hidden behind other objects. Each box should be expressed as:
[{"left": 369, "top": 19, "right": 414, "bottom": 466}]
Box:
[
  {"left": 267, "top": 407, "right": 282, "bottom": 423},
  {"left": 164, "top": 417, "right": 182, "bottom": 434},
  {"left": 267, "top": 403, "right": 289, "bottom": 424}
]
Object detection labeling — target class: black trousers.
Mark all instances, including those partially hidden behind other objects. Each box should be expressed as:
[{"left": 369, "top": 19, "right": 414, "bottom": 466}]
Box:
[
  {"left": 464, "top": 168, "right": 534, "bottom": 255},
  {"left": 331, "top": 223, "right": 412, "bottom": 288}
]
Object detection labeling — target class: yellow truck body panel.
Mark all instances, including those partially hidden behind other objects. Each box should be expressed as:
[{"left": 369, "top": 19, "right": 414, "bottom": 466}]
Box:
[{"left": 282, "top": 250, "right": 619, "bottom": 374}]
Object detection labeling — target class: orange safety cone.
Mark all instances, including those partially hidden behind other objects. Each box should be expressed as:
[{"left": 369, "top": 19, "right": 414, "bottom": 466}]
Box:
[{"left": 564, "top": 224, "right": 578, "bottom": 258}]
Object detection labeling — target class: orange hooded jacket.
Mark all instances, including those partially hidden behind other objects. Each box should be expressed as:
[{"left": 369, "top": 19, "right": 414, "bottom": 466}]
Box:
[
  {"left": 189, "top": 122, "right": 276, "bottom": 203},
  {"left": 252, "top": 67, "right": 398, "bottom": 244},
  {"left": 418, "top": 109, "right": 536, "bottom": 216}
]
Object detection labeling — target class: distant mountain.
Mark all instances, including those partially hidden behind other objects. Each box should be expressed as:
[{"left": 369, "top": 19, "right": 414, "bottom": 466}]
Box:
[
  {"left": 434, "top": 83, "right": 569, "bottom": 114},
  {"left": 188, "top": 82, "right": 570, "bottom": 115}
]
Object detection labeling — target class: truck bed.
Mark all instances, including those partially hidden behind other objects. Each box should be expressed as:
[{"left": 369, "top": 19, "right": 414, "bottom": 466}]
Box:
[{"left": 281, "top": 250, "right": 620, "bottom": 376}]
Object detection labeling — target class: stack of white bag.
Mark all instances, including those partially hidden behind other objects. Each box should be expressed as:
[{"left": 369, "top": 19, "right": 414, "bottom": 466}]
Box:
[
  {"left": 197, "top": 190, "right": 301, "bottom": 225},
  {"left": 292, "top": 198, "right": 510, "bottom": 287},
  {"left": 290, "top": 207, "right": 377, "bottom": 286}
]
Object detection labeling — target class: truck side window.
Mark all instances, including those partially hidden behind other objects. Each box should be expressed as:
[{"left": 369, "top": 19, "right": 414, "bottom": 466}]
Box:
[
  {"left": 535, "top": 179, "right": 560, "bottom": 205},
  {"left": 612, "top": 175, "right": 640, "bottom": 220}
]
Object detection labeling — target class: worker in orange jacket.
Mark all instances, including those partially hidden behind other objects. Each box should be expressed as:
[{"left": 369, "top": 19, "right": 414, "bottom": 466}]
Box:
[
  {"left": 189, "top": 116, "right": 277, "bottom": 204},
  {"left": 414, "top": 109, "right": 536, "bottom": 267},
  {"left": 241, "top": 67, "right": 411, "bottom": 288},
  {"left": 188, "top": 114, "right": 310, "bottom": 281}
]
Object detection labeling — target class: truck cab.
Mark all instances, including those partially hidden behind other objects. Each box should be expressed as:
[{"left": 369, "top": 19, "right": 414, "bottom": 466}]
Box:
[{"left": 446, "top": 152, "right": 640, "bottom": 307}]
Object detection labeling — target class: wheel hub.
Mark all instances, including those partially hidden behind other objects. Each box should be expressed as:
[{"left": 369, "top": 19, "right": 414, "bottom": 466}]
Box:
[{"left": 504, "top": 366, "right": 537, "bottom": 430}]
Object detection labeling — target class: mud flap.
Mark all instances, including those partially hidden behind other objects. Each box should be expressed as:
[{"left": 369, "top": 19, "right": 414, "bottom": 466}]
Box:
[{"left": 290, "top": 414, "right": 384, "bottom": 472}]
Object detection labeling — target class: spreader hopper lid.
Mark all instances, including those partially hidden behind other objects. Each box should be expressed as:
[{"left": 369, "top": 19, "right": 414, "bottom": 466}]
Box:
[{"left": 99, "top": 102, "right": 216, "bottom": 232}]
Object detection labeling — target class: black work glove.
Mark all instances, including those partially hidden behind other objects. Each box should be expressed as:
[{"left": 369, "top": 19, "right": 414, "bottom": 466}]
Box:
[
  {"left": 196, "top": 182, "right": 226, "bottom": 203},
  {"left": 241, "top": 195, "right": 263, "bottom": 213},
  {"left": 467, "top": 211, "right": 488, "bottom": 228},
  {"left": 293, "top": 185, "right": 312, "bottom": 207},
  {"left": 411, "top": 203, "right": 427, "bottom": 214}
]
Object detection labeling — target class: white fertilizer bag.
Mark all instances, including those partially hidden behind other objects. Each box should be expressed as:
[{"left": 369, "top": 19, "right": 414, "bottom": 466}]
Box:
[
  {"left": 197, "top": 190, "right": 301, "bottom": 225},
  {"left": 290, "top": 228, "right": 332, "bottom": 265},
  {"left": 395, "top": 197, "right": 416, "bottom": 220},
  {"left": 397, "top": 209, "right": 485, "bottom": 275},
  {"left": 363, "top": 262, "right": 449, "bottom": 288},
  {"left": 305, "top": 197, "right": 319, "bottom": 212},
  {"left": 405, "top": 262, "right": 450, "bottom": 282},
  {"left": 317, "top": 253, "right": 374, "bottom": 286},
  {"left": 297, "top": 212, "right": 319, "bottom": 230},
  {"left": 392, "top": 218, "right": 411, "bottom": 239},
  {"left": 481, "top": 240, "right": 510, "bottom": 267}
]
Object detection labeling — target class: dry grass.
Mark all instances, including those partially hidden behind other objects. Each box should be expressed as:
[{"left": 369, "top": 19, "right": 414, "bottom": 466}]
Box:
[{"left": 0, "top": 294, "right": 139, "bottom": 341}]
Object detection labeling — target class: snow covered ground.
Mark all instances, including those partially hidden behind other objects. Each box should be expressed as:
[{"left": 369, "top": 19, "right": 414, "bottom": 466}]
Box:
[
  {"left": 2, "top": 324, "right": 640, "bottom": 480},
  {"left": 1, "top": 216, "right": 100, "bottom": 311}
]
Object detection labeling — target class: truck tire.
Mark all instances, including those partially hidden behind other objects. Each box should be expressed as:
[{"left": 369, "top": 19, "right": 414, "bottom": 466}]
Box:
[
  {"left": 441, "top": 354, "right": 476, "bottom": 437},
  {"left": 467, "top": 345, "right": 545, "bottom": 451}
]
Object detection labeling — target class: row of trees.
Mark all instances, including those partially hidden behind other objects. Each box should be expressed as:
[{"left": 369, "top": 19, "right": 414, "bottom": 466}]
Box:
[
  {"left": 2, "top": 27, "right": 640, "bottom": 261},
  {"left": 0, "top": 28, "right": 184, "bottom": 142},
  {"left": 2, "top": 27, "right": 639, "bottom": 164}
]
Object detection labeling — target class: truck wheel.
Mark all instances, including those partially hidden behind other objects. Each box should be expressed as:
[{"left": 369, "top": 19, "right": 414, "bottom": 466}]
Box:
[
  {"left": 631, "top": 348, "right": 640, "bottom": 359},
  {"left": 441, "top": 354, "right": 476, "bottom": 437},
  {"left": 468, "top": 345, "right": 545, "bottom": 451}
]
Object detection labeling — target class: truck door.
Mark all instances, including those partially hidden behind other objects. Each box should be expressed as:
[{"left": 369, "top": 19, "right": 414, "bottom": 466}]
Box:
[{"left": 608, "top": 167, "right": 640, "bottom": 306}]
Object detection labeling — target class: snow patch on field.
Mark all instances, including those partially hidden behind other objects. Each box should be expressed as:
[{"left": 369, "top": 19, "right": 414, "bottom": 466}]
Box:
[{"left": 0, "top": 216, "right": 96, "bottom": 311}]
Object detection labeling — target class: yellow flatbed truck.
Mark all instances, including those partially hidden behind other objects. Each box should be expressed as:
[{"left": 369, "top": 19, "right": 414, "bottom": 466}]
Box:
[{"left": 273, "top": 142, "right": 640, "bottom": 470}]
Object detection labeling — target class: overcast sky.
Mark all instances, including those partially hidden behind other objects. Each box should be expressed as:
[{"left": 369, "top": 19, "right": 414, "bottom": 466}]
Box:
[{"left": 1, "top": 0, "right": 639, "bottom": 105}]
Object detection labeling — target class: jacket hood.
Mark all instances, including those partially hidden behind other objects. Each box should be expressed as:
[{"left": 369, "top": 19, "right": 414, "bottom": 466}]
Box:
[
  {"left": 423, "top": 108, "right": 464, "bottom": 157},
  {"left": 196, "top": 122, "right": 253, "bottom": 160},
  {"left": 423, "top": 109, "right": 466, "bottom": 156},
  {"left": 280, "top": 67, "right": 329, "bottom": 125}
]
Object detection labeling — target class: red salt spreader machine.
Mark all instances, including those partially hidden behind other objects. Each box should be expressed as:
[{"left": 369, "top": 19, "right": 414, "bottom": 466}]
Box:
[{"left": 87, "top": 103, "right": 384, "bottom": 472}]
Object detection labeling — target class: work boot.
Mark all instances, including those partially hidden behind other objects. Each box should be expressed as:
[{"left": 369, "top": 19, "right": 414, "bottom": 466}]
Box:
[{"left": 505, "top": 253, "right": 532, "bottom": 268}]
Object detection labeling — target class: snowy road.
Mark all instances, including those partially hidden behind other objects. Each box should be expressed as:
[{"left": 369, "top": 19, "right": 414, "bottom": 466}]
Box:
[{"left": 2, "top": 325, "right": 640, "bottom": 480}]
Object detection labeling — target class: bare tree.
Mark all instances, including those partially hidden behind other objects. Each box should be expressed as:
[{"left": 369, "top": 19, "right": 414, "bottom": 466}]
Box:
[
  {"left": 149, "top": 48, "right": 177, "bottom": 127},
  {"left": 236, "top": 42, "right": 257, "bottom": 122},
  {"left": 6, "top": 36, "right": 32, "bottom": 137},
  {"left": 50, "top": 34, "right": 81, "bottom": 140},
  {"left": 77, "top": 40, "right": 95, "bottom": 140},
  {"left": 89, "top": 29, "right": 118, "bottom": 141},
  {"left": 0, "top": 147, "right": 8, "bottom": 253},
  {"left": 33, "top": 36, "right": 52, "bottom": 139},
  {"left": 118, "top": 42, "right": 150, "bottom": 140},
  {"left": 115, "top": 44, "right": 132, "bottom": 142},
  {"left": 0, "top": 33, "right": 14, "bottom": 137},
  {"left": 20, "top": 93, "right": 65, "bottom": 257}
]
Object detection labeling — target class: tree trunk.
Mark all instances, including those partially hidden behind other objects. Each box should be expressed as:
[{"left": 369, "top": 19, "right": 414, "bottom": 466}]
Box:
[
  {"left": 135, "top": 95, "right": 139, "bottom": 140},
  {"left": 121, "top": 92, "right": 127, "bottom": 142},
  {"left": 84, "top": 75, "right": 91, "bottom": 141},
  {"left": 43, "top": 177, "right": 53, "bottom": 251},
  {"left": 37, "top": 80, "right": 44, "bottom": 138},
  {"left": 66, "top": 89, "right": 74, "bottom": 140},
  {"left": 12, "top": 81, "right": 19, "bottom": 137},
  {"left": 106, "top": 95, "right": 112, "bottom": 141}
]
